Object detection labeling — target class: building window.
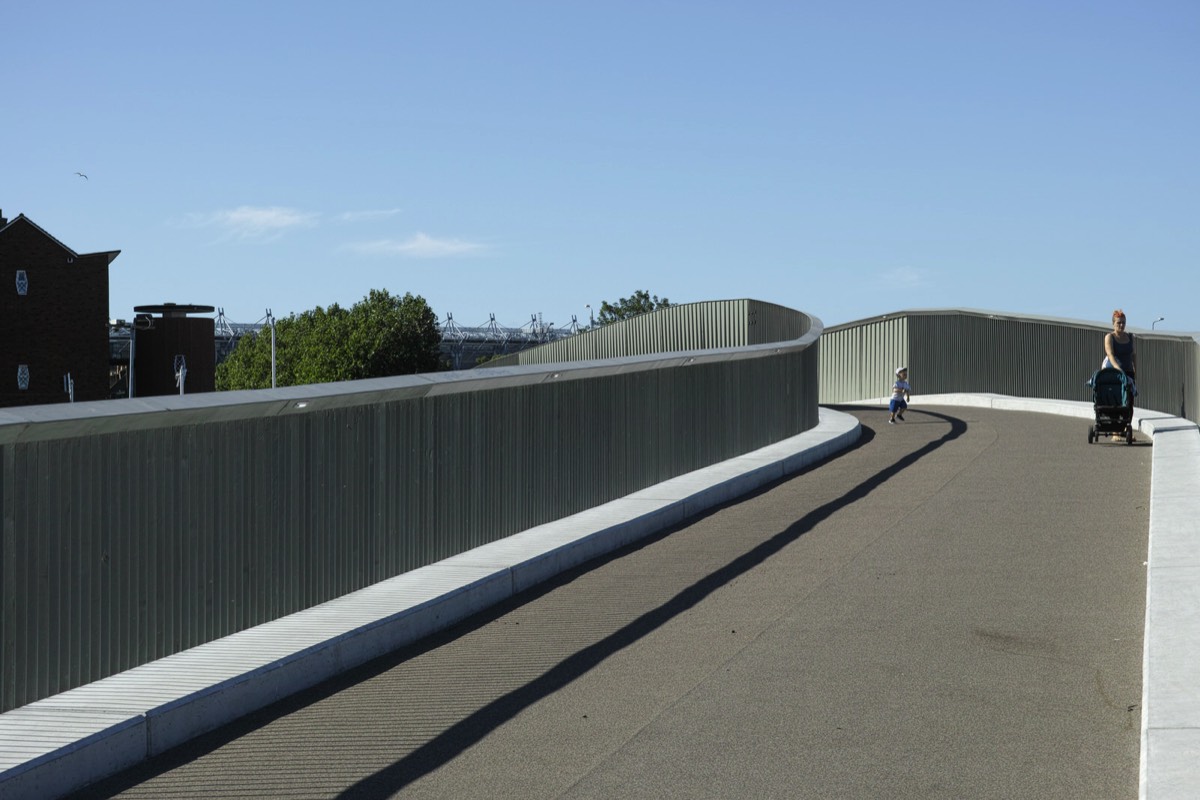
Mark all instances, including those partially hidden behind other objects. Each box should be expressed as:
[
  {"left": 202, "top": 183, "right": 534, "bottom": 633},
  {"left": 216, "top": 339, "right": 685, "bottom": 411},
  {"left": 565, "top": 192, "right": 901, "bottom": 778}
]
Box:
[
  {"left": 17, "top": 365, "right": 30, "bottom": 390},
  {"left": 15, "top": 270, "right": 28, "bottom": 295}
]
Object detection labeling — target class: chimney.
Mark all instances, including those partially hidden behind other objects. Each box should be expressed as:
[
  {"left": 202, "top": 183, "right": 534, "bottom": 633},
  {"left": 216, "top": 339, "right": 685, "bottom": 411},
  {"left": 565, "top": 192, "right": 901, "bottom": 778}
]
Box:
[{"left": 0, "top": 209, "right": 7, "bottom": 226}]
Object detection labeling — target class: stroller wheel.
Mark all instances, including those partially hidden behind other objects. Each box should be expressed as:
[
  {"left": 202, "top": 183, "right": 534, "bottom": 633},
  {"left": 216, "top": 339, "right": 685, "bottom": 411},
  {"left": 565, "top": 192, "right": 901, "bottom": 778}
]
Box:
[
  {"left": 1126, "top": 429, "right": 1134, "bottom": 445},
  {"left": 1087, "top": 425, "right": 1095, "bottom": 444}
]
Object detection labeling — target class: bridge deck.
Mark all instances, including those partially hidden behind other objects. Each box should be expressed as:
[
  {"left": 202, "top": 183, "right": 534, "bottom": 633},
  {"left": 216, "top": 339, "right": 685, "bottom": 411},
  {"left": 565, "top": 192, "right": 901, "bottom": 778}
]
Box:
[{"left": 70, "top": 405, "right": 1149, "bottom": 799}]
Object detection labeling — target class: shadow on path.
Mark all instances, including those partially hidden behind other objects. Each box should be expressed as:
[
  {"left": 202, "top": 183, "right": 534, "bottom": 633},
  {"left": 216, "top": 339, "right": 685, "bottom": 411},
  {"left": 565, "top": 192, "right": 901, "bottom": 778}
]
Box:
[
  {"left": 71, "top": 409, "right": 967, "bottom": 800},
  {"left": 334, "top": 410, "right": 966, "bottom": 799}
]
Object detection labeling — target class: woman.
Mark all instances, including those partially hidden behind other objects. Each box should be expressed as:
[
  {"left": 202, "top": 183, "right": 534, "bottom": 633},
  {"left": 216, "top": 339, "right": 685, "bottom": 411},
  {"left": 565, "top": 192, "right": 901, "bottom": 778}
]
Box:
[
  {"left": 1103, "top": 309, "right": 1137, "bottom": 382},
  {"left": 1102, "top": 310, "right": 1137, "bottom": 442}
]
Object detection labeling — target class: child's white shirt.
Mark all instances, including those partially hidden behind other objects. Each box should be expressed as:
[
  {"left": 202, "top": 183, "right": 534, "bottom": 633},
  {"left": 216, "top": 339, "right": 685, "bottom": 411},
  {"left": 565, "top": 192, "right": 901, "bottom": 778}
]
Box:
[{"left": 892, "top": 379, "right": 911, "bottom": 399}]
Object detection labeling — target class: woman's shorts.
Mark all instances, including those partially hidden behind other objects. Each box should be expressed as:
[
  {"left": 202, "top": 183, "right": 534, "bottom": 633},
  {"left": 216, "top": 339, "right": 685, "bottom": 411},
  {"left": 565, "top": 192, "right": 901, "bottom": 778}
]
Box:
[{"left": 889, "top": 398, "right": 907, "bottom": 413}]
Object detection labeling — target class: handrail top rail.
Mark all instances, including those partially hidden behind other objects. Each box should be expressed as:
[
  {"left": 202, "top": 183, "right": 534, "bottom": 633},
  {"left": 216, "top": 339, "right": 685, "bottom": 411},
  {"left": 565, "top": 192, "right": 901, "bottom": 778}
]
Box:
[
  {"left": 0, "top": 300, "right": 821, "bottom": 445},
  {"left": 827, "top": 307, "right": 1198, "bottom": 341}
]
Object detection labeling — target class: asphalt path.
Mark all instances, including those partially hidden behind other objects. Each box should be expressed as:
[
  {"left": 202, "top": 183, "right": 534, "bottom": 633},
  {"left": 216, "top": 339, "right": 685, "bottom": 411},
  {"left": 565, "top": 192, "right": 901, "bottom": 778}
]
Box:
[{"left": 70, "top": 405, "right": 1150, "bottom": 800}]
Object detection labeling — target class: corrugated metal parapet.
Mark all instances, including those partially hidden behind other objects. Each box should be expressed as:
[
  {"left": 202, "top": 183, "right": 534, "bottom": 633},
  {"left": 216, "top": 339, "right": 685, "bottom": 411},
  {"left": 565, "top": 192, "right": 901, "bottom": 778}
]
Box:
[
  {"left": 486, "top": 299, "right": 811, "bottom": 366},
  {"left": 819, "top": 315, "right": 909, "bottom": 404},
  {"left": 819, "top": 308, "right": 1199, "bottom": 424},
  {"left": 0, "top": 298, "right": 823, "bottom": 711}
]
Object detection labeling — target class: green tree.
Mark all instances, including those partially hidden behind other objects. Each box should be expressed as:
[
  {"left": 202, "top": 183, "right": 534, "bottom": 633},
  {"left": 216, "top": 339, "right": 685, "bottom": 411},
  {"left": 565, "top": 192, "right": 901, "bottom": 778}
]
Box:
[
  {"left": 347, "top": 289, "right": 442, "bottom": 377},
  {"left": 595, "top": 290, "right": 671, "bottom": 326},
  {"left": 216, "top": 290, "right": 441, "bottom": 390},
  {"left": 215, "top": 320, "right": 276, "bottom": 390}
]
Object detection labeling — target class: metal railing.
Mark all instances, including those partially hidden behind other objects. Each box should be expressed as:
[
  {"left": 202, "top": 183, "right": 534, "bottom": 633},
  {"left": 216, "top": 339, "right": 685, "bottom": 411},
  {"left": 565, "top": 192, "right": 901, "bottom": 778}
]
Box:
[
  {"left": 819, "top": 309, "right": 1199, "bottom": 424},
  {"left": 0, "top": 300, "right": 821, "bottom": 711},
  {"left": 486, "top": 299, "right": 811, "bottom": 366},
  {"left": 21, "top": 305, "right": 1188, "bottom": 714}
]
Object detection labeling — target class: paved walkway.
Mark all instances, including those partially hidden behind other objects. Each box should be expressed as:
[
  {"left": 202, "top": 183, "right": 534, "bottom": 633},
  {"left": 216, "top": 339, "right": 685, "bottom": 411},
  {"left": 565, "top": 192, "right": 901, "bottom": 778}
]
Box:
[{"left": 64, "top": 404, "right": 1151, "bottom": 799}]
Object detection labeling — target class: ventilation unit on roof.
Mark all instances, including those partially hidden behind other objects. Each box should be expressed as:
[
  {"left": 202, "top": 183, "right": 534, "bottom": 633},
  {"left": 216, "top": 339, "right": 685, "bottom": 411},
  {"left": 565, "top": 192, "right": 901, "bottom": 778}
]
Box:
[{"left": 131, "top": 303, "right": 216, "bottom": 397}]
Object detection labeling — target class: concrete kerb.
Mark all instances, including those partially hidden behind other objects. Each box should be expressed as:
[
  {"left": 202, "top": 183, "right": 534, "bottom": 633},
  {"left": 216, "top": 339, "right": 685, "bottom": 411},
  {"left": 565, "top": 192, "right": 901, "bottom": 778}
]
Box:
[
  {"left": 0, "top": 407, "right": 862, "bottom": 800},
  {"left": 853, "top": 393, "right": 1200, "bottom": 800}
]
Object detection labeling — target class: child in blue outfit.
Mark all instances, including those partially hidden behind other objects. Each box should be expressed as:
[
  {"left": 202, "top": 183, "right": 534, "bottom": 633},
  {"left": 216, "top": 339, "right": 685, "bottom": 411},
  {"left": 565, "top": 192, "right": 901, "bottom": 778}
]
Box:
[{"left": 888, "top": 367, "right": 911, "bottom": 424}]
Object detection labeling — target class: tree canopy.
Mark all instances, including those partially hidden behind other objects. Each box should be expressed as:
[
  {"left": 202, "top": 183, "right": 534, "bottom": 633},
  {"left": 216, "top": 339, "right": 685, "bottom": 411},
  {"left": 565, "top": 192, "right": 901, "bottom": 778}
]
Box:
[
  {"left": 216, "top": 289, "right": 442, "bottom": 390},
  {"left": 595, "top": 290, "right": 671, "bottom": 326}
]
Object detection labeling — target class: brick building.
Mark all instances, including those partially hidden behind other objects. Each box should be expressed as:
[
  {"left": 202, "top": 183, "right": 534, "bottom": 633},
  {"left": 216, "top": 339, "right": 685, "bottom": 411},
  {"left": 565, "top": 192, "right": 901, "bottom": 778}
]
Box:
[{"left": 0, "top": 210, "right": 119, "bottom": 408}]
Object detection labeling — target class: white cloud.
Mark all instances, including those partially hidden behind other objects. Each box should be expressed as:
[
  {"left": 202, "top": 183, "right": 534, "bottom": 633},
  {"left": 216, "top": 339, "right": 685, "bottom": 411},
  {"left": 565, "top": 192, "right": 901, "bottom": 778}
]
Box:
[
  {"left": 185, "top": 206, "right": 320, "bottom": 241},
  {"left": 346, "top": 233, "right": 485, "bottom": 258},
  {"left": 879, "top": 266, "right": 929, "bottom": 287},
  {"left": 336, "top": 208, "right": 404, "bottom": 222}
]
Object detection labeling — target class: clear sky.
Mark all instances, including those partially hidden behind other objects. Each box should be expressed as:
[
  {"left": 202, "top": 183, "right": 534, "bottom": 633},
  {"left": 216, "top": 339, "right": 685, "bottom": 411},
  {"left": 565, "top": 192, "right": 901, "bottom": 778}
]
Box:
[{"left": 4, "top": 1, "right": 1197, "bottom": 334}]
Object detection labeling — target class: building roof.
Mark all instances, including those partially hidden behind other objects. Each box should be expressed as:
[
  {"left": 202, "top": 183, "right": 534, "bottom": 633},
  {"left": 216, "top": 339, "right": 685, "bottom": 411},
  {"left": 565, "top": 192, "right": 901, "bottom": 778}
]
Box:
[{"left": 0, "top": 212, "right": 120, "bottom": 264}]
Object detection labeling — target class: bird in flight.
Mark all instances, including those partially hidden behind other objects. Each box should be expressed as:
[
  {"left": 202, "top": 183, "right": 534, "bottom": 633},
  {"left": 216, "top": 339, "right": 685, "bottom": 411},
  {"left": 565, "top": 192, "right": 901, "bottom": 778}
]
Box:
[{"left": 75, "top": 172, "right": 88, "bottom": 180}]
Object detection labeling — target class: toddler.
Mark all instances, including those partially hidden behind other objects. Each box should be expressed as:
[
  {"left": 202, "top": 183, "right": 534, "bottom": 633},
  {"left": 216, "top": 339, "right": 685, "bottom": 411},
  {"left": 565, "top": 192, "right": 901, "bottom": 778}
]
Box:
[{"left": 888, "top": 367, "right": 911, "bottom": 424}]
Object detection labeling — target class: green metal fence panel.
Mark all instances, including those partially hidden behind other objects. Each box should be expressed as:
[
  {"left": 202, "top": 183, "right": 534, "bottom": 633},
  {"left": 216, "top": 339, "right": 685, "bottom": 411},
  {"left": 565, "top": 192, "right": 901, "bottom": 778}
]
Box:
[
  {"left": 818, "top": 309, "right": 1199, "bottom": 424},
  {"left": 12, "top": 304, "right": 1187, "bottom": 712},
  {"left": 489, "top": 299, "right": 810, "bottom": 366},
  {"left": 908, "top": 313, "right": 1100, "bottom": 400},
  {"left": 818, "top": 315, "right": 910, "bottom": 404},
  {"left": 0, "top": 300, "right": 821, "bottom": 711},
  {"left": 1135, "top": 336, "right": 1199, "bottom": 422}
]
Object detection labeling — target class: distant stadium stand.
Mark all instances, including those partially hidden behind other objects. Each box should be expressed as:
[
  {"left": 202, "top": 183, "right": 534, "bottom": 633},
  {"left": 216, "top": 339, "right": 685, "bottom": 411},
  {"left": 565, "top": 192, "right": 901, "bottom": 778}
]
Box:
[{"left": 106, "top": 311, "right": 582, "bottom": 395}]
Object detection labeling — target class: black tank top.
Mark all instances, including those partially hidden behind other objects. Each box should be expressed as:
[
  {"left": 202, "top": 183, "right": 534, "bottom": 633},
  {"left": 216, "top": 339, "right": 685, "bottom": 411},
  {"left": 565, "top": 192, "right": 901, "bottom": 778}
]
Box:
[{"left": 1110, "top": 333, "right": 1134, "bottom": 371}]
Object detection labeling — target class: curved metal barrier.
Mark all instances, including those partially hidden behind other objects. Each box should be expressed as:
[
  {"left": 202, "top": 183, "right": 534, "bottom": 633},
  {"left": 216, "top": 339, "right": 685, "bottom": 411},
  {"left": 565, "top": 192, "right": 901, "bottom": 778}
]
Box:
[
  {"left": 0, "top": 300, "right": 822, "bottom": 711},
  {"left": 819, "top": 308, "right": 1198, "bottom": 424},
  {"left": 486, "top": 299, "right": 813, "bottom": 365}
]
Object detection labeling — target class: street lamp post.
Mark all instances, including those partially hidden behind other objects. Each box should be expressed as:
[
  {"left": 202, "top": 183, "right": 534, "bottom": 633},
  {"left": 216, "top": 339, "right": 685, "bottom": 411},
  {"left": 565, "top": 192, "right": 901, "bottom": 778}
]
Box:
[
  {"left": 266, "top": 309, "right": 277, "bottom": 388},
  {"left": 1152, "top": 317, "right": 1165, "bottom": 330}
]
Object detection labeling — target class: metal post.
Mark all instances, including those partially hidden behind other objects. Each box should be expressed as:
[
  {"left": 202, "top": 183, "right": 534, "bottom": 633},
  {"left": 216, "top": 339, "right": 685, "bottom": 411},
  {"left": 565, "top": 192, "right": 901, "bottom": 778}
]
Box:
[
  {"left": 129, "top": 326, "right": 136, "bottom": 398},
  {"left": 268, "top": 309, "right": 277, "bottom": 388}
]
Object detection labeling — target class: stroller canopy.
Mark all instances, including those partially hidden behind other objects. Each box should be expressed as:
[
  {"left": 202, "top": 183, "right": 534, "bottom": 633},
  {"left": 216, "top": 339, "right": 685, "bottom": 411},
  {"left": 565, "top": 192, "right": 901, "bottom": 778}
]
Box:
[{"left": 1089, "top": 367, "right": 1134, "bottom": 407}]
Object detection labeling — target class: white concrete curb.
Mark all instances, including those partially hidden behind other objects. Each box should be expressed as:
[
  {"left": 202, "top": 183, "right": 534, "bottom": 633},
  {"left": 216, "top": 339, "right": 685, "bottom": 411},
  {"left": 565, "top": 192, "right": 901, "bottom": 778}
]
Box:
[{"left": 0, "top": 408, "right": 862, "bottom": 800}]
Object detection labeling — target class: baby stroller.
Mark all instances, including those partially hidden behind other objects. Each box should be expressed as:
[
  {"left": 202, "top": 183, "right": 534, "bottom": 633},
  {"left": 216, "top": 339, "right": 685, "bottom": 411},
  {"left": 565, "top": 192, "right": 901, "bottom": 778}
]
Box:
[{"left": 1087, "top": 367, "right": 1134, "bottom": 445}]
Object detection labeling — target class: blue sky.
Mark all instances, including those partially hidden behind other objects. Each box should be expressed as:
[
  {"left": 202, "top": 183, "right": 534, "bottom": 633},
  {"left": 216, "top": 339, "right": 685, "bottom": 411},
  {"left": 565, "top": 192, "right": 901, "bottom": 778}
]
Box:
[{"left": 4, "top": 1, "right": 1197, "bottom": 334}]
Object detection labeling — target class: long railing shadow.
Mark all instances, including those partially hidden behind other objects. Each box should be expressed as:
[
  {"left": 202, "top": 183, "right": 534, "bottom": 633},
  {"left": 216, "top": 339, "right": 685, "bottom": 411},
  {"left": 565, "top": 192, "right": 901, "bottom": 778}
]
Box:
[
  {"left": 335, "top": 409, "right": 967, "bottom": 799},
  {"left": 70, "top": 409, "right": 967, "bottom": 800}
]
